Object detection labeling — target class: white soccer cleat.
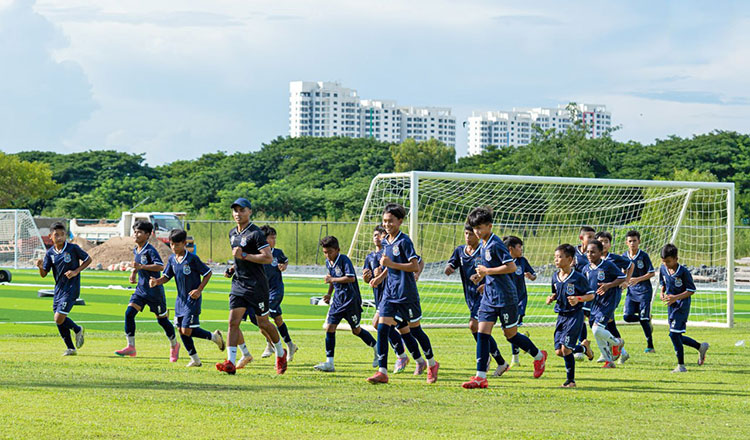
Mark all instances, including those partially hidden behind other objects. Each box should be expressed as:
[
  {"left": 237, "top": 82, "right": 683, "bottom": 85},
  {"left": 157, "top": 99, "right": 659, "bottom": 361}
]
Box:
[
  {"left": 698, "top": 342, "right": 709, "bottom": 366},
  {"left": 618, "top": 350, "right": 630, "bottom": 365},
  {"left": 573, "top": 352, "right": 585, "bottom": 361},
  {"left": 314, "top": 361, "right": 335, "bottom": 372},
  {"left": 212, "top": 330, "right": 225, "bottom": 351},
  {"left": 186, "top": 359, "right": 202, "bottom": 367},
  {"left": 261, "top": 341, "right": 275, "bottom": 358},
  {"left": 62, "top": 349, "right": 77, "bottom": 356},
  {"left": 287, "top": 341, "right": 298, "bottom": 362},
  {"left": 237, "top": 355, "right": 253, "bottom": 369},
  {"left": 671, "top": 365, "right": 687, "bottom": 373},
  {"left": 493, "top": 362, "right": 510, "bottom": 377},
  {"left": 74, "top": 327, "right": 85, "bottom": 349}
]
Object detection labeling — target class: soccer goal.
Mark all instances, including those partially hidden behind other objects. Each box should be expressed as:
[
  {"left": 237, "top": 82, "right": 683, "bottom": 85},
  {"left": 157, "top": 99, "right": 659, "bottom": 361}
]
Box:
[
  {"left": 349, "top": 171, "right": 735, "bottom": 328},
  {"left": 0, "top": 209, "right": 46, "bottom": 270}
]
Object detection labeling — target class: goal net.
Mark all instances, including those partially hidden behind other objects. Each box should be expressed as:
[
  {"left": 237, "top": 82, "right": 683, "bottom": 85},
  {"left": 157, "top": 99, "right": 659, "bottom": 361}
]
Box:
[
  {"left": 349, "top": 172, "right": 735, "bottom": 328},
  {"left": 0, "top": 209, "right": 46, "bottom": 270}
]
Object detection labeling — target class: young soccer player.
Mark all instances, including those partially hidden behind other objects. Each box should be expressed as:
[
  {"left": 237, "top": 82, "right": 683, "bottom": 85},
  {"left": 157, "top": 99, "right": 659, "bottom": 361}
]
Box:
[
  {"left": 659, "top": 244, "right": 710, "bottom": 373},
  {"left": 258, "top": 225, "right": 298, "bottom": 362},
  {"left": 445, "top": 225, "right": 510, "bottom": 377},
  {"left": 462, "top": 208, "right": 546, "bottom": 389},
  {"left": 367, "top": 203, "right": 439, "bottom": 384},
  {"left": 115, "top": 221, "right": 180, "bottom": 360},
  {"left": 595, "top": 231, "right": 634, "bottom": 363},
  {"left": 545, "top": 244, "right": 595, "bottom": 388},
  {"left": 622, "top": 230, "right": 656, "bottom": 353},
  {"left": 216, "top": 198, "right": 287, "bottom": 375},
  {"left": 503, "top": 235, "right": 537, "bottom": 367},
  {"left": 582, "top": 239, "right": 627, "bottom": 368},
  {"left": 314, "top": 236, "right": 378, "bottom": 372},
  {"left": 363, "top": 226, "right": 409, "bottom": 373},
  {"left": 36, "top": 222, "right": 91, "bottom": 355},
  {"left": 575, "top": 226, "right": 596, "bottom": 351},
  {"left": 149, "top": 229, "right": 225, "bottom": 367}
]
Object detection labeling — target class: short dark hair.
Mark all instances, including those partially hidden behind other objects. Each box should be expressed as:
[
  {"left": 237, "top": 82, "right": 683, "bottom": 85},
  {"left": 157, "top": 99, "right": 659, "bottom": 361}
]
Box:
[
  {"left": 383, "top": 203, "right": 406, "bottom": 219},
  {"left": 319, "top": 235, "right": 339, "bottom": 249},
  {"left": 261, "top": 225, "right": 277, "bottom": 237},
  {"left": 467, "top": 207, "right": 493, "bottom": 227},
  {"left": 50, "top": 222, "right": 66, "bottom": 232},
  {"left": 587, "top": 239, "right": 604, "bottom": 252},
  {"left": 661, "top": 243, "right": 678, "bottom": 259},
  {"left": 556, "top": 243, "right": 576, "bottom": 258},
  {"left": 169, "top": 229, "right": 187, "bottom": 243},
  {"left": 503, "top": 235, "right": 523, "bottom": 248},
  {"left": 133, "top": 221, "right": 153, "bottom": 234},
  {"left": 595, "top": 231, "right": 613, "bottom": 242},
  {"left": 463, "top": 223, "right": 474, "bottom": 232},
  {"left": 374, "top": 225, "right": 386, "bottom": 235},
  {"left": 580, "top": 226, "right": 596, "bottom": 234},
  {"left": 626, "top": 230, "right": 641, "bottom": 240}
]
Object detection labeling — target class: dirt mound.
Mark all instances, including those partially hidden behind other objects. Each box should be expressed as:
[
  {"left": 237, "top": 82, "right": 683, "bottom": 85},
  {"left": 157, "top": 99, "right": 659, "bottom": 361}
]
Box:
[
  {"left": 87, "top": 236, "right": 173, "bottom": 269},
  {"left": 72, "top": 236, "right": 96, "bottom": 252}
]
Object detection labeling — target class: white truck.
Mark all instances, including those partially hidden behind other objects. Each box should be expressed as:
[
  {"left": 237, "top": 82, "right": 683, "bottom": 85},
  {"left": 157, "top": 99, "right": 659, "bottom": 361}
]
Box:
[{"left": 70, "top": 212, "right": 195, "bottom": 251}]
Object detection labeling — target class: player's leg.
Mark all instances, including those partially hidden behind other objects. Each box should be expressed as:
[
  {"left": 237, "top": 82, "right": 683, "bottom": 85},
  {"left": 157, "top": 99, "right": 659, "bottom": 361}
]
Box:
[
  {"left": 638, "top": 298, "right": 655, "bottom": 352},
  {"left": 591, "top": 316, "right": 619, "bottom": 367},
  {"left": 153, "top": 305, "right": 179, "bottom": 362},
  {"left": 273, "top": 314, "right": 297, "bottom": 361},
  {"left": 177, "top": 316, "right": 199, "bottom": 367},
  {"left": 235, "top": 315, "right": 254, "bottom": 369},
  {"left": 219, "top": 303, "right": 246, "bottom": 373},
  {"left": 501, "top": 306, "right": 546, "bottom": 378},
  {"left": 367, "top": 302, "right": 397, "bottom": 383},
  {"left": 462, "top": 318, "right": 494, "bottom": 389},
  {"left": 255, "top": 314, "right": 287, "bottom": 374},
  {"left": 668, "top": 322, "right": 686, "bottom": 372},
  {"left": 115, "top": 298, "right": 142, "bottom": 356},
  {"left": 315, "top": 321, "right": 338, "bottom": 372}
]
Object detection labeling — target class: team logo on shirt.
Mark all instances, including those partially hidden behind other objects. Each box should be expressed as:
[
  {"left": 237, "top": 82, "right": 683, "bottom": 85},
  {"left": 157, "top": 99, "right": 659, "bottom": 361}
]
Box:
[
  {"left": 485, "top": 249, "right": 492, "bottom": 261},
  {"left": 566, "top": 284, "right": 575, "bottom": 295},
  {"left": 63, "top": 253, "right": 71, "bottom": 263},
  {"left": 240, "top": 237, "right": 247, "bottom": 247},
  {"left": 597, "top": 271, "right": 605, "bottom": 281},
  {"left": 183, "top": 265, "right": 191, "bottom": 275},
  {"left": 335, "top": 266, "right": 343, "bottom": 277},
  {"left": 675, "top": 278, "right": 683, "bottom": 287},
  {"left": 515, "top": 267, "right": 523, "bottom": 276},
  {"left": 271, "top": 258, "right": 278, "bottom": 267},
  {"left": 141, "top": 255, "right": 148, "bottom": 264},
  {"left": 392, "top": 245, "right": 400, "bottom": 257},
  {"left": 637, "top": 260, "right": 644, "bottom": 269}
]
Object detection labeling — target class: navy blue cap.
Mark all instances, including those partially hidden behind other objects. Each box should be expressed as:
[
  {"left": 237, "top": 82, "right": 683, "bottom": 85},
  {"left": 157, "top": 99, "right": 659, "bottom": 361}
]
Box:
[{"left": 231, "top": 198, "right": 252, "bottom": 209}]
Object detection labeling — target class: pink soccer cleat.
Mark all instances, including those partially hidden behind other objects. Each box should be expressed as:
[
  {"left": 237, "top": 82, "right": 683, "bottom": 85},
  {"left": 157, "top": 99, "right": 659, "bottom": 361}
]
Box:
[
  {"left": 394, "top": 357, "right": 409, "bottom": 374},
  {"left": 533, "top": 350, "right": 548, "bottom": 378},
  {"left": 115, "top": 345, "right": 136, "bottom": 357},
  {"left": 170, "top": 342, "right": 180, "bottom": 362},
  {"left": 461, "top": 376, "right": 488, "bottom": 389},
  {"left": 426, "top": 361, "right": 440, "bottom": 384},
  {"left": 414, "top": 360, "right": 427, "bottom": 376},
  {"left": 366, "top": 371, "right": 389, "bottom": 384}
]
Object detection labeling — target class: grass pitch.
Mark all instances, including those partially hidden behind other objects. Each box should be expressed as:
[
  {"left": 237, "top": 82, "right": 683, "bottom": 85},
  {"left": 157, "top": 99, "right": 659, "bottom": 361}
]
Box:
[{"left": 1, "top": 270, "right": 749, "bottom": 439}]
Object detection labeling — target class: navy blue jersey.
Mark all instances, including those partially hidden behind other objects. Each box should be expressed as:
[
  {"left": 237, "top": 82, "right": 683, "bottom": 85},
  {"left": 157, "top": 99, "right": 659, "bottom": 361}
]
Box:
[
  {"left": 448, "top": 243, "right": 483, "bottom": 301},
  {"left": 133, "top": 242, "right": 165, "bottom": 298},
  {"left": 478, "top": 234, "right": 518, "bottom": 308},
  {"left": 583, "top": 259, "right": 625, "bottom": 312},
  {"left": 163, "top": 252, "right": 211, "bottom": 316},
  {"left": 264, "top": 248, "right": 288, "bottom": 295},
  {"left": 604, "top": 252, "right": 633, "bottom": 273},
  {"left": 382, "top": 232, "right": 420, "bottom": 304},
  {"left": 228, "top": 223, "right": 270, "bottom": 297},
  {"left": 510, "top": 256, "right": 536, "bottom": 301},
  {"left": 575, "top": 245, "right": 589, "bottom": 272},
  {"left": 327, "top": 253, "right": 361, "bottom": 312},
  {"left": 363, "top": 249, "right": 385, "bottom": 300},
  {"left": 42, "top": 242, "right": 89, "bottom": 297},
  {"left": 623, "top": 249, "right": 655, "bottom": 300},
  {"left": 552, "top": 270, "right": 594, "bottom": 314},
  {"left": 659, "top": 264, "right": 696, "bottom": 311}
]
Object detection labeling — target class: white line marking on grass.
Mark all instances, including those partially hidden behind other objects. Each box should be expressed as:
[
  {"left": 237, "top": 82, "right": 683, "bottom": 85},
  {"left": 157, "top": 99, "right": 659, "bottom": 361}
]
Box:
[{"left": 0, "top": 318, "right": 325, "bottom": 325}]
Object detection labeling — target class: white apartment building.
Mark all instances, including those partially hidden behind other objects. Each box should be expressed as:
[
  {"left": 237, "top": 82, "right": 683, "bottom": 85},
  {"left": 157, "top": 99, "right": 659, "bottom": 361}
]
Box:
[
  {"left": 467, "top": 104, "right": 611, "bottom": 156},
  {"left": 289, "top": 81, "right": 456, "bottom": 146}
]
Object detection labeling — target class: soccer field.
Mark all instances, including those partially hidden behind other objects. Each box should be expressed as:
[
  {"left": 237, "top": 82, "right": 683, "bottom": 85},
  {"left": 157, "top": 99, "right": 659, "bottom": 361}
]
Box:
[{"left": 1, "top": 270, "right": 749, "bottom": 439}]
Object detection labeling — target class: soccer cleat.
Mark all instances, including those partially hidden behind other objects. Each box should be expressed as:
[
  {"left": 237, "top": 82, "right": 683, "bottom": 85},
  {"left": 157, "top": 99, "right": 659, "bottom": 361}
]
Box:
[
  {"left": 644, "top": 347, "right": 655, "bottom": 354},
  {"left": 261, "top": 341, "right": 274, "bottom": 358},
  {"left": 573, "top": 352, "right": 585, "bottom": 361},
  {"left": 532, "top": 350, "right": 547, "bottom": 378},
  {"left": 366, "top": 371, "right": 389, "bottom": 384},
  {"left": 583, "top": 340, "right": 594, "bottom": 361},
  {"left": 618, "top": 350, "right": 630, "bottom": 365},
  {"left": 275, "top": 349, "right": 288, "bottom": 374},
  {"left": 62, "top": 348, "right": 77, "bottom": 356},
  {"left": 212, "top": 330, "right": 225, "bottom": 351},
  {"left": 236, "top": 355, "right": 253, "bottom": 369},
  {"left": 561, "top": 380, "right": 576, "bottom": 388},
  {"left": 313, "top": 361, "right": 335, "bottom": 372},
  {"left": 671, "top": 365, "right": 687, "bottom": 373},
  {"left": 698, "top": 342, "right": 709, "bottom": 366},
  {"left": 215, "top": 359, "right": 236, "bottom": 375},
  {"left": 186, "top": 359, "right": 202, "bottom": 367},
  {"left": 612, "top": 338, "right": 624, "bottom": 361},
  {"left": 170, "top": 341, "right": 181, "bottom": 362},
  {"left": 287, "top": 341, "right": 298, "bottom": 362},
  {"left": 602, "top": 361, "right": 616, "bottom": 369},
  {"left": 492, "top": 362, "right": 510, "bottom": 377},
  {"left": 74, "top": 327, "right": 85, "bottom": 349},
  {"left": 596, "top": 355, "right": 606, "bottom": 363},
  {"left": 461, "top": 376, "right": 488, "bottom": 389},
  {"left": 427, "top": 361, "right": 440, "bottom": 384},
  {"left": 393, "top": 356, "right": 409, "bottom": 374},
  {"left": 115, "top": 345, "right": 137, "bottom": 357},
  {"left": 414, "top": 360, "right": 427, "bottom": 376}
]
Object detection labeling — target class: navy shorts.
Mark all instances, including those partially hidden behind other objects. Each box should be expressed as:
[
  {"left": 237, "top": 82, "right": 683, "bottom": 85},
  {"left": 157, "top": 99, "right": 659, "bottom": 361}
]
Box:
[
  {"left": 623, "top": 294, "right": 652, "bottom": 321},
  {"left": 130, "top": 291, "right": 168, "bottom": 317},
  {"left": 465, "top": 295, "right": 481, "bottom": 321},
  {"left": 379, "top": 300, "right": 422, "bottom": 325},
  {"left": 327, "top": 305, "right": 363, "bottom": 328},
  {"left": 175, "top": 314, "right": 200, "bottom": 329},
  {"left": 269, "top": 287, "right": 284, "bottom": 318},
  {"left": 668, "top": 306, "right": 690, "bottom": 333},
  {"left": 231, "top": 292, "right": 270, "bottom": 321},
  {"left": 582, "top": 299, "right": 593, "bottom": 313},
  {"left": 53, "top": 291, "right": 78, "bottom": 315},
  {"left": 477, "top": 301, "right": 519, "bottom": 329},
  {"left": 554, "top": 312, "right": 584, "bottom": 350},
  {"left": 517, "top": 294, "right": 528, "bottom": 319},
  {"left": 589, "top": 303, "right": 614, "bottom": 327}
]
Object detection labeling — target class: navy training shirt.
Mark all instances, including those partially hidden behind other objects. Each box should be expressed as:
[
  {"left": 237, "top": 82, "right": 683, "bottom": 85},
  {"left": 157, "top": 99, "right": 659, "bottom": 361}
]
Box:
[
  {"left": 264, "top": 248, "right": 289, "bottom": 295},
  {"left": 447, "top": 243, "right": 483, "bottom": 301},
  {"left": 583, "top": 259, "right": 625, "bottom": 313},
  {"left": 623, "top": 249, "right": 655, "bottom": 301},
  {"left": 327, "top": 253, "right": 362, "bottom": 312},
  {"left": 228, "top": 223, "right": 270, "bottom": 297},
  {"left": 42, "top": 242, "right": 90, "bottom": 297},
  {"left": 478, "top": 234, "right": 518, "bottom": 308},
  {"left": 382, "top": 231, "right": 421, "bottom": 304},
  {"left": 659, "top": 264, "right": 696, "bottom": 312},
  {"left": 551, "top": 269, "right": 593, "bottom": 315},
  {"left": 511, "top": 256, "right": 536, "bottom": 303},
  {"left": 363, "top": 248, "right": 385, "bottom": 300},
  {"left": 134, "top": 242, "right": 165, "bottom": 298},
  {"left": 163, "top": 251, "right": 211, "bottom": 316}
]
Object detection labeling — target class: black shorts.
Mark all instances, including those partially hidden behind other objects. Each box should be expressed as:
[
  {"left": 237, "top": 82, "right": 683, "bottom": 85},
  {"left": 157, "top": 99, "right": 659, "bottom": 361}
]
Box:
[{"left": 230, "top": 293, "right": 270, "bottom": 319}]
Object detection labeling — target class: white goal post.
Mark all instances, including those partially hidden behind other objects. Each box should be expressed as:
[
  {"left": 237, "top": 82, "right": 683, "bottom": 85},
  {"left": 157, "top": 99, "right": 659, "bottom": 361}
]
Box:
[
  {"left": 0, "top": 209, "right": 46, "bottom": 270},
  {"left": 349, "top": 171, "right": 735, "bottom": 328}
]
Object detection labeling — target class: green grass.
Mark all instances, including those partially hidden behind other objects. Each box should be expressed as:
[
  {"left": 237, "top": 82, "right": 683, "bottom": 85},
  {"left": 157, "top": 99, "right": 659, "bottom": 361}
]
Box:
[{"left": 1, "top": 270, "right": 750, "bottom": 439}]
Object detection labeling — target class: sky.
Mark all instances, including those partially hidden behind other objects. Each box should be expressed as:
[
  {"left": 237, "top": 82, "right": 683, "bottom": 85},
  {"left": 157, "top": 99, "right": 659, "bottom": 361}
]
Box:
[{"left": 1, "top": 0, "right": 749, "bottom": 165}]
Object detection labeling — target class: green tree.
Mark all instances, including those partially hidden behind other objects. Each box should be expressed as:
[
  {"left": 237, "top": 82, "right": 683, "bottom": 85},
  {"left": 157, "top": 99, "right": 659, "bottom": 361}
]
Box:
[
  {"left": 390, "top": 138, "right": 455, "bottom": 172},
  {"left": 0, "top": 152, "right": 60, "bottom": 208}
]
